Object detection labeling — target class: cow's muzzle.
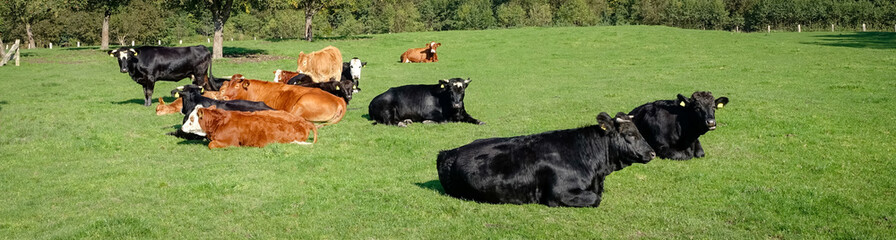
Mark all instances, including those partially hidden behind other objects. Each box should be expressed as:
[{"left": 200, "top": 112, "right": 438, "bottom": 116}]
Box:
[
  {"left": 120, "top": 68, "right": 128, "bottom": 73},
  {"left": 707, "top": 119, "right": 717, "bottom": 130}
]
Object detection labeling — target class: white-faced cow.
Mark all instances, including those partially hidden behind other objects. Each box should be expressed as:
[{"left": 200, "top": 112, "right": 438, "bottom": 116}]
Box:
[
  {"left": 436, "top": 112, "right": 655, "bottom": 207},
  {"left": 108, "top": 46, "right": 214, "bottom": 106},
  {"left": 168, "top": 84, "right": 275, "bottom": 140},
  {"left": 286, "top": 74, "right": 356, "bottom": 104},
  {"left": 628, "top": 91, "right": 730, "bottom": 160},
  {"left": 368, "top": 78, "right": 483, "bottom": 127},
  {"left": 342, "top": 57, "right": 366, "bottom": 92}
]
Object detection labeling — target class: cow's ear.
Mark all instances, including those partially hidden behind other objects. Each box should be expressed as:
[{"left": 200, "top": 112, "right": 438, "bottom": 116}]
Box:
[
  {"left": 715, "top": 97, "right": 729, "bottom": 109},
  {"left": 676, "top": 94, "right": 689, "bottom": 107},
  {"left": 335, "top": 85, "right": 340, "bottom": 90},
  {"left": 463, "top": 78, "right": 471, "bottom": 84},
  {"left": 107, "top": 50, "right": 116, "bottom": 56},
  {"left": 439, "top": 79, "right": 449, "bottom": 88},
  {"left": 596, "top": 112, "right": 615, "bottom": 133},
  {"left": 129, "top": 48, "right": 137, "bottom": 56},
  {"left": 361, "top": 62, "right": 367, "bottom": 67},
  {"left": 241, "top": 80, "right": 250, "bottom": 89}
]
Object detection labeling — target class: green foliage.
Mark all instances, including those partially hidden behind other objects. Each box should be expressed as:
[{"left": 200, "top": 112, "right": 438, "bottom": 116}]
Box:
[
  {"left": 453, "top": 0, "right": 497, "bottom": 30},
  {"left": 109, "top": 0, "right": 168, "bottom": 45},
  {"left": 526, "top": 2, "right": 553, "bottom": 26},
  {"left": 496, "top": 2, "right": 526, "bottom": 27},
  {"left": 554, "top": 0, "right": 598, "bottom": 26}
]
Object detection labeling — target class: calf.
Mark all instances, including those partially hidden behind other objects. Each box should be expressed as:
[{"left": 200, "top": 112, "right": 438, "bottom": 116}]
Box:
[
  {"left": 108, "top": 46, "right": 214, "bottom": 106},
  {"left": 437, "top": 112, "right": 655, "bottom": 207},
  {"left": 181, "top": 105, "right": 318, "bottom": 149},
  {"left": 286, "top": 74, "right": 356, "bottom": 104},
  {"left": 155, "top": 88, "right": 227, "bottom": 116},
  {"left": 220, "top": 75, "right": 346, "bottom": 125},
  {"left": 628, "top": 91, "right": 729, "bottom": 160},
  {"left": 368, "top": 78, "right": 482, "bottom": 127},
  {"left": 297, "top": 46, "right": 343, "bottom": 83},
  {"left": 173, "top": 85, "right": 274, "bottom": 122},
  {"left": 400, "top": 42, "right": 440, "bottom": 63}
]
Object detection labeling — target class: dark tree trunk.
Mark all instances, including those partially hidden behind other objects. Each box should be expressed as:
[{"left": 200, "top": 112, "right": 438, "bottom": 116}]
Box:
[
  {"left": 101, "top": 10, "right": 110, "bottom": 50},
  {"left": 25, "top": 23, "right": 35, "bottom": 49},
  {"left": 213, "top": 19, "right": 224, "bottom": 59},
  {"left": 304, "top": 12, "right": 314, "bottom": 42}
]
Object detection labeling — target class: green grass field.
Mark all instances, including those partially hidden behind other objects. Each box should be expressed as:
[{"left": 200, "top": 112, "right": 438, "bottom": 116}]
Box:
[{"left": 1, "top": 25, "right": 895, "bottom": 238}]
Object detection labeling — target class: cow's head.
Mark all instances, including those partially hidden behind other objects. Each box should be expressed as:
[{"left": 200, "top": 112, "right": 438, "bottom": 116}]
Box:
[
  {"left": 333, "top": 79, "right": 356, "bottom": 103},
  {"left": 439, "top": 78, "right": 471, "bottom": 109},
  {"left": 297, "top": 52, "right": 311, "bottom": 73},
  {"left": 348, "top": 58, "right": 366, "bottom": 80},
  {"left": 286, "top": 74, "right": 314, "bottom": 85},
  {"left": 220, "top": 75, "right": 249, "bottom": 100},
  {"left": 598, "top": 112, "right": 656, "bottom": 165},
  {"left": 676, "top": 91, "right": 729, "bottom": 131},
  {"left": 107, "top": 47, "right": 138, "bottom": 73},
  {"left": 427, "top": 42, "right": 441, "bottom": 53},
  {"left": 182, "top": 104, "right": 207, "bottom": 136}
]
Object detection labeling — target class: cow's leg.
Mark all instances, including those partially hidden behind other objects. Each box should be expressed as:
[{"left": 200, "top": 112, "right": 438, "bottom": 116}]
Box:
[
  {"left": 208, "top": 140, "right": 232, "bottom": 149},
  {"left": 590, "top": 175, "right": 606, "bottom": 207},
  {"left": 541, "top": 172, "right": 598, "bottom": 207},
  {"left": 693, "top": 139, "right": 705, "bottom": 158},
  {"left": 455, "top": 110, "right": 484, "bottom": 125},
  {"left": 141, "top": 82, "right": 155, "bottom": 106}
]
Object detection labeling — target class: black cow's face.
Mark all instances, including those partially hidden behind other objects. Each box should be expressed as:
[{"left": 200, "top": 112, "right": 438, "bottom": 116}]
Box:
[
  {"left": 598, "top": 112, "right": 656, "bottom": 164},
  {"left": 107, "top": 47, "right": 137, "bottom": 73},
  {"left": 333, "top": 79, "right": 355, "bottom": 102},
  {"left": 439, "top": 78, "right": 471, "bottom": 109},
  {"left": 677, "top": 92, "right": 729, "bottom": 131}
]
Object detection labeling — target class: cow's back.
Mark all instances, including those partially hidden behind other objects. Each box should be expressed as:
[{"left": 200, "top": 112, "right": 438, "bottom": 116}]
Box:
[
  {"left": 242, "top": 80, "right": 346, "bottom": 124},
  {"left": 298, "top": 46, "right": 343, "bottom": 83},
  {"left": 206, "top": 110, "right": 315, "bottom": 148},
  {"left": 369, "top": 85, "right": 440, "bottom": 124}
]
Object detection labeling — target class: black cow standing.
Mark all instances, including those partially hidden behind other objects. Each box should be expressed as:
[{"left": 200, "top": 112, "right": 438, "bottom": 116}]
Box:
[
  {"left": 368, "top": 78, "right": 483, "bottom": 127},
  {"left": 167, "top": 85, "right": 274, "bottom": 140},
  {"left": 286, "top": 74, "right": 356, "bottom": 104},
  {"left": 436, "top": 112, "right": 655, "bottom": 207},
  {"left": 108, "top": 46, "right": 214, "bottom": 106},
  {"left": 628, "top": 91, "right": 729, "bottom": 160}
]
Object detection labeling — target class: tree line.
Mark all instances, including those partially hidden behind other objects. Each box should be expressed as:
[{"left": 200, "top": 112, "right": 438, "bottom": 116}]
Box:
[{"left": 2, "top": 0, "right": 894, "bottom": 51}]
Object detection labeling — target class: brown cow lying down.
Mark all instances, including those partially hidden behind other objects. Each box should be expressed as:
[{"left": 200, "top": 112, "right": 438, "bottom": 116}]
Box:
[
  {"left": 155, "top": 88, "right": 226, "bottom": 115},
  {"left": 297, "top": 46, "right": 342, "bottom": 83},
  {"left": 220, "top": 74, "right": 346, "bottom": 126},
  {"left": 181, "top": 105, "right": 318, "bottom": 149},
  {"left": 400, "top": 41, "right": 440, "bottom": 63}
]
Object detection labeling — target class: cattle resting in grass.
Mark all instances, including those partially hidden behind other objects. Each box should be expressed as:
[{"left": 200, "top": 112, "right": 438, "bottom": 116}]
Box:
[
  {"left": 436, "top": 112, "right": 655, "bottom": 207},
  {"left": 220, "top": 75, "right": 346, "bottom": 126},
  {"left": 296, "top": 46, "right": 343, "bottom": 83},
  {"left": 628, "top": 91, "right": 729, "bottom": 160},
  {"left": 400, "top": 41, "right": 440, "bottom": 63},
  {"left": 155, "top": 88, "right": 227, "bottom": 116},
  {"left": 368, "top": 78, "right": 482, "bottom": 127},
  {"left": 181, "top": 105, "right": 317, "bottom": 149},
  {"left": 108, "top": 46, "right": 215, "bottom": 106},
  {"left": 286, "top": 74, "right": 356, "bottom": 104},
  {"left": 166, "top": 85, "right": 275, "bottom": 140}
]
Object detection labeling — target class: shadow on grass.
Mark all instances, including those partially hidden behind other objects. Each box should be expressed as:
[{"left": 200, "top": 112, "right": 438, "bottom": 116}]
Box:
[
  {"left": 0, "top": 100, "right": 7, "bottom": 111},
  {"left": 802, "top": 32, "right": 896, "bottom": 49},
  {"left": 206, "top": 46, "right": 267, "bottom": 57},
  {"left": 265, "top": 35, "right": 373, "bottom": 42},
  {"left": 63, "top": 46, "right": 101, "bottom": 51},
  {"left": 415, "top": 180, "right": 445, "bottom": 195},
  {"left": 361, "top": 114, "right": 372, "bottom": 121},
  {"left": 111, "top": 96, "right": 179, "bottom": 106}
]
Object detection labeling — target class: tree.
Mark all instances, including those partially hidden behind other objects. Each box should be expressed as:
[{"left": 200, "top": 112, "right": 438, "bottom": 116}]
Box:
[
  {"left": 175, "top": 0, "right": 235, "bottom": 59},
  {"left": 1, "top": 0, "right": 58, "bottom": 49},
  {"left": 77, "top": 0, "right": 131, "bottom": 50},
  {"left": 296, "top": 0, "right": 346, "bottom": 41}
]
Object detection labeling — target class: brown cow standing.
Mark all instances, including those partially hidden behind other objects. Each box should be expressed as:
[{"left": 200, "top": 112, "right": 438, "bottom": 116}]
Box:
[
  {"left": 400, "top": 41, "right": 441, "bottom": 63},
  {"left": 220, "top": 75, "right": 346, "bottom": 126},
  {"left": 181, "top": 106, "right": 318, "bottom": 149},
  {"left": 297, "top": 46, "right": 343, "bottom": 83}
]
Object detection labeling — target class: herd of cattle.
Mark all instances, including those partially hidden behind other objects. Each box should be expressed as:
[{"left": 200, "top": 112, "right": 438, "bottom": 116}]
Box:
[{"left": 108, "top": 42, "right": 729, "bottom": 207}]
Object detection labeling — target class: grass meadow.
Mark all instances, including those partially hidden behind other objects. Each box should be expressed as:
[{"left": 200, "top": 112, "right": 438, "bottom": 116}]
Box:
[{"left": 1, "top": 26, "right": 895, "bottom": 238}]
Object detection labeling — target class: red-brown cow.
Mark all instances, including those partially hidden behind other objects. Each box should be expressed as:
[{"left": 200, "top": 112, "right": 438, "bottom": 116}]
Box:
[
  {"left": 155, "top": 89, "right": 226, "bottom": 115},
  {"left": 220, "top": 75, "right": 346, "bottom": 126},
  {"left": 181, "top": 105, "right": 318, "bottom": 149},
  {"left": 297, "top": 46, "right": 343, "bottom": 83},
  {"left": 400, "top": 41, "right": 441, "bottom": 63}
]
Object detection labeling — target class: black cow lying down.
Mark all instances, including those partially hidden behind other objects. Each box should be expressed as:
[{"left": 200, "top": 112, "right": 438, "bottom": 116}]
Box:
[
  {"left": 628, "top": 91, "right": 729, "bottom": 160},
  {"left": 286, "top": 73, "right": 356, "bottom": 104},
  {"left": 108, "top": 46, "right": 214, "bottom": 106},
  {"left": 437, "top": 112, "right": 655, "bottom": 207},
  {"left": 168, "top": 85, "right": 274, "bottom": 139},
  {"left": 368, "top": 78, "right": 483, "bottom": 127}
]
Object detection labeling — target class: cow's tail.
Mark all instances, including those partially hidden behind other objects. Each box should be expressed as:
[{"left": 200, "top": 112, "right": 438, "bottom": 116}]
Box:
[{"left": 310, "top": 123, "right": 318, "bottom": 144}]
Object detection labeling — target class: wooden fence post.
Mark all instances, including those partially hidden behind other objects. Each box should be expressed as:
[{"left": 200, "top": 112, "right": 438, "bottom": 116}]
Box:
[
  {"left": 862, "top": 24, "right": 866, "bottom": 32},
  {"left": 831, "top": 24, "right": 834, "bottom": 32},
  {"left": 0, "top": 37, "right": 4, "bottom": 57},
  {"left": 49, "top": 42, "right": 53, "bottom": 49},
  {"left": 179, "top": 40, "right": 183, "bottom": 45},
  {"left": 158, "top": 40, "right": 161, "bottom": 45},
  {"left": 767, "top": 25, "right": 770, "bottom": 33},
  {"left": 0, "top": 39, "right": 21, "bottom": 66},
  {"left": 77, "top": 42, "right": 81, "bottom": 47},
  {"left": 798, "top": 24, "right": 801, "bottom": 32}
]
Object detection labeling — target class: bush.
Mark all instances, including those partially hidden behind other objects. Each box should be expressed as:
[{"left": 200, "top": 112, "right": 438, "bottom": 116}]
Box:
[
  {"left": 527, "top": 3, "right": 553, "bottom": 26},
  {"left": 497, "top": 2, "right": 526, "bottom": 27},
  {"left": 454, "top": 0, "right": 497, "bottom": 30}
]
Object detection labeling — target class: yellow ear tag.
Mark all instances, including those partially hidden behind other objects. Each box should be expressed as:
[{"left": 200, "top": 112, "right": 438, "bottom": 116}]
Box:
[
  {"left": 174, "top": 92, "right": 180, "bottom": 98},
  {"left": 600, "top": 124, "right": 607, "bottom": 131},
  {"left": 679, "top": 101, "right": 686, "bottom": 107},
  {"left": 109, "top": 53, "right": 114, "bottom": 57},
  {"left": 717, "top": 103, "right": 724, "bottom": 108},
  {"left": 335, "top": 85, "right": 340, "bottom": 90},
  {"left": 440, "top": 84, "right": 445, "bottom": 88},
  {"left": 134, "top": 52, "right": 137, "bottom": 56}
]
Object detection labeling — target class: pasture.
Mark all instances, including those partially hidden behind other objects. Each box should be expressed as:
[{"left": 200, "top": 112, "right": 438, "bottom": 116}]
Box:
[{"left": 1, "top": 25, "right": 894, "bottom": 238}]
